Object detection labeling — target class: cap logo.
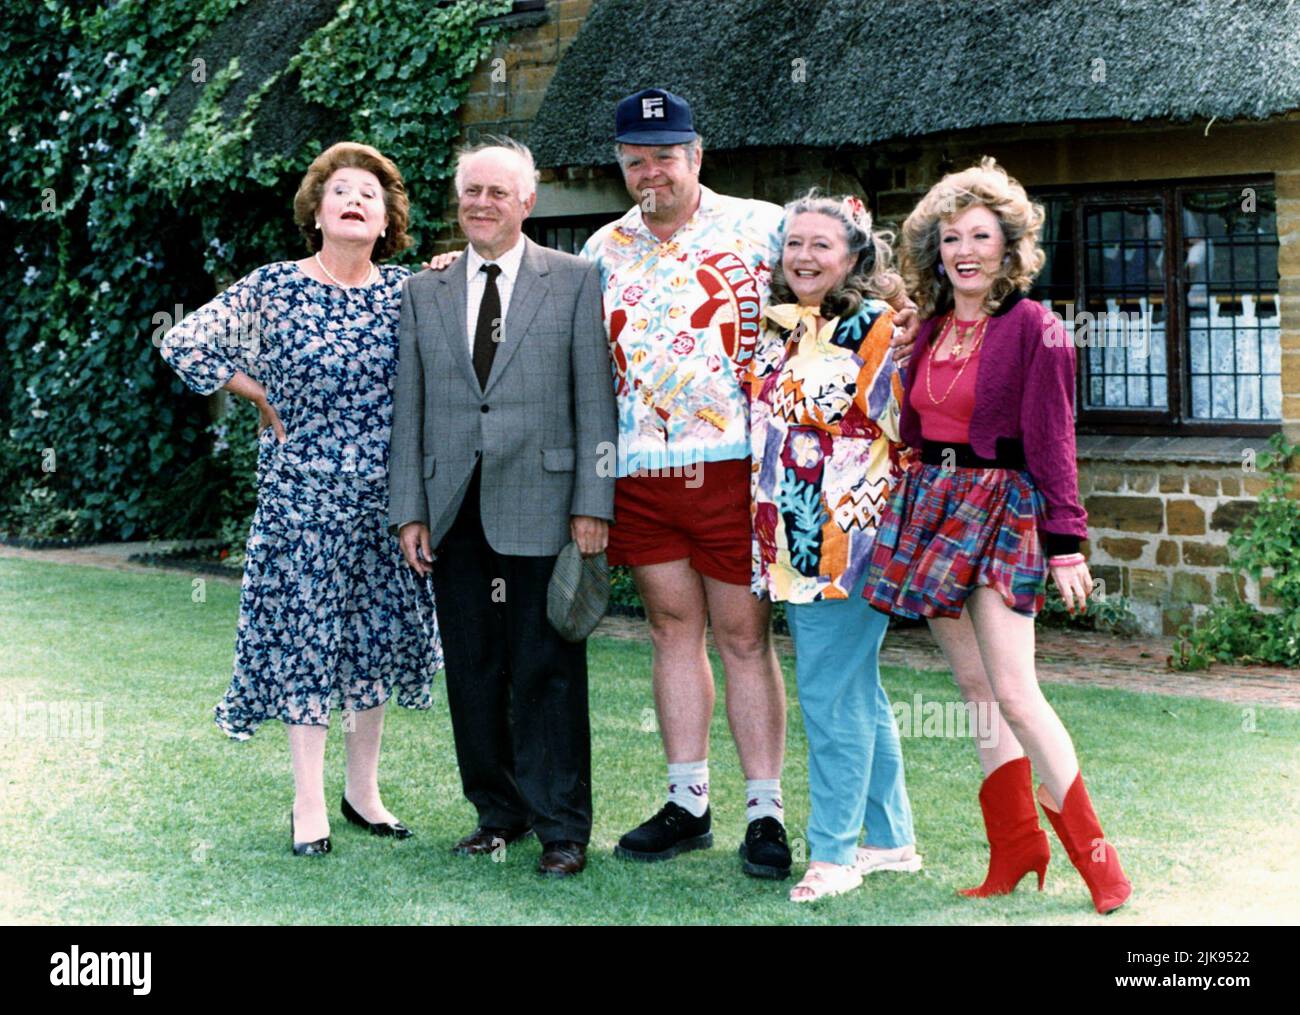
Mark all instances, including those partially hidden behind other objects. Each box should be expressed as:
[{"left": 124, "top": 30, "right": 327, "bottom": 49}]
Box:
[{"left": 641, "top": 96, "right": 665, "bottom": 119}]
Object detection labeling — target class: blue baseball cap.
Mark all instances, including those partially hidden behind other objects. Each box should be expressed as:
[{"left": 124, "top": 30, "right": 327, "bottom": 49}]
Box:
[{"left": 614, "top": 88, "right": 698, "bottom": 145}]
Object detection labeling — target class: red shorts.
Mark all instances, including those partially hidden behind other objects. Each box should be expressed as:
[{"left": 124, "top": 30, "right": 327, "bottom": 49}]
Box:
[{"left": 607, "top": 458, "right": 752, "bottom": 586}]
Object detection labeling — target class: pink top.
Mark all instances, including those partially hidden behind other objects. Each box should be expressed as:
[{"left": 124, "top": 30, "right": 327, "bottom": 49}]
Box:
[{"left": 912, "top": 325, "right": 983, "bottom": 444}]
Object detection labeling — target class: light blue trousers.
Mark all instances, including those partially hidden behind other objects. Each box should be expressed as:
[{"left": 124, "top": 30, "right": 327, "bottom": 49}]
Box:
[{"left": 785, "top": 576, "right": 916, "bottom": 865}]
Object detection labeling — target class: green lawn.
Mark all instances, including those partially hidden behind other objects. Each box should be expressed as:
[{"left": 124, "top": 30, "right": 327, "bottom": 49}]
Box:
[{"left": 1, "top": 556, "right": 1297, "bottom": 925}]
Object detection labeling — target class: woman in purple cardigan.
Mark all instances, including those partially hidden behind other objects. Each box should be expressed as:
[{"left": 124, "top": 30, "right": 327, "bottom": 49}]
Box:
[{"left": 864, "top": 158, "right": 1131, "bottom": 914}]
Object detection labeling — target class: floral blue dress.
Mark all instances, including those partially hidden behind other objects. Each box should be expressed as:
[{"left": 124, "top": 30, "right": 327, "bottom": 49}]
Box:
[{"left": 160, "top": 261, "right": 441, "bottom": 739}]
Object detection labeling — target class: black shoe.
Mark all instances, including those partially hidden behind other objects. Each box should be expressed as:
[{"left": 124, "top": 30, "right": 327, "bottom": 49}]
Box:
[
  {"left": 539, "top": 841, "right": 587, "bottom": 876},
  {"left": 452, "top": 826, "right": 533, "bottom": 856},
  {"left": 290, "top": 813, "right": 331, "bottom": 857},
  {"left": 341, "top": 795, "right": 413, "bottom": 839},
  {"left": 614, "top": 802, "right": 713, "bottom": 862},
  {"left": 739, "top": 816, "right": 791, "bottom": 879}
]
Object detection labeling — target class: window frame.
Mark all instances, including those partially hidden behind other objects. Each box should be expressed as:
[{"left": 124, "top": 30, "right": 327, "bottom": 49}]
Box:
[
  {"left": 524, "top": 212, "right": 620, "bottom": 256},
  {"left": 1029, "top": 174, "right": 1280, "bottom": 438}
]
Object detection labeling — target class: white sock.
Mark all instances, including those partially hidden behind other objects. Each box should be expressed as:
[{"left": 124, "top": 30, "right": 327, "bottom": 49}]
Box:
[
  {"left": 746, "top": 779, "right": 784, "bottom": 824},
  {"left": 667, "top": 761, "right": 709, "bottom": 817}
]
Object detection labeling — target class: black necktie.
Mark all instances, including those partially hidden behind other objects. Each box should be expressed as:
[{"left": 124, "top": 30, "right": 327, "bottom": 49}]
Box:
[{"left": 473, "top": 263, "right": 503, "bottom": 389}]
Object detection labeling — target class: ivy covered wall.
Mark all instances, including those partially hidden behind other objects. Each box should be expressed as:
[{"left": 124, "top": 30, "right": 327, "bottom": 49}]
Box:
[{"left": 1, "top": 0, "right": 511, "bottom": 542}]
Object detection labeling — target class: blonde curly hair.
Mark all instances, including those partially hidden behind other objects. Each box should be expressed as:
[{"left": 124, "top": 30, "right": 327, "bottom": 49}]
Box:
[{"left": 900, "top": 157, "right": 1045, "bottom": 318}]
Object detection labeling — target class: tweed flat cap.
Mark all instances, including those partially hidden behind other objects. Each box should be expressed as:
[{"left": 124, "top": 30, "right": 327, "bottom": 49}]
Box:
[{"left": 547, "top": 542, "right": 610, "bottom": 642}]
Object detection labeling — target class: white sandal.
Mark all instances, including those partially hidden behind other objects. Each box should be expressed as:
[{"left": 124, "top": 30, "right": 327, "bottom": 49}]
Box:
[
  {"left": 855, "top": 843, "right": 923, "bottom": 875},
  {"left": 789, "top": 863, "right": 863, "bottom": 903}
]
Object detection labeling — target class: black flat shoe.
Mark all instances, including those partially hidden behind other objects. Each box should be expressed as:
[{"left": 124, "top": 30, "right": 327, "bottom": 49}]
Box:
[
  {"left": 290, "top": 813, "right": 331, "bottom": 857},
  {"left": 341, "top": 795, "right": 413, "bottom": 839}
]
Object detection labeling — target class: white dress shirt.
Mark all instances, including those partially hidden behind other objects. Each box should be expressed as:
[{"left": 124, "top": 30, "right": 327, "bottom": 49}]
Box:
[{"left": 465, "top": 235, "right": 527, "bottom": 354}]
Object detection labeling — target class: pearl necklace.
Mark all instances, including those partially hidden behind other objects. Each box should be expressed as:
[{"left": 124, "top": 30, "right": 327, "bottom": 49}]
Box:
[{"left": 314, "top": 251, "right": 378, "bottom": 288}]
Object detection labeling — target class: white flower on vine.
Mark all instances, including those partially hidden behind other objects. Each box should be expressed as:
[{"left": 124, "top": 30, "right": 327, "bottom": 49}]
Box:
[
  {"left": 58, "top": 111, "right": 71, "bottom": 122},
  {"left": 23, "top": 267, "right": 39, "bottom": 285}
]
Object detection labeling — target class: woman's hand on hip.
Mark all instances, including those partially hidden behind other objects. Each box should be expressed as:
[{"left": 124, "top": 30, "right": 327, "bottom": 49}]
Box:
[
  {"left": 257, "top": 399, "right": 286, "bottom": 444},
  {"left": 223, "top": 370, "right": 286, "bottom": 444}
]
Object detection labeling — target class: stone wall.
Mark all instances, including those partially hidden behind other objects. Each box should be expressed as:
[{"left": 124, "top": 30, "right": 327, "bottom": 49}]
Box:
[
  {"left": 1074, "top": 443, "right": 1279, "bottom": 635},
  {"left": 430, "top": 0, "right": 591, "bottom": 252}
]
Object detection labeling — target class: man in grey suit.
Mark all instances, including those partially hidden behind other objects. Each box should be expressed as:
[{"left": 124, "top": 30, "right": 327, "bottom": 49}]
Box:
[{"left": 388, "top": 138, "right": 616, "bottom": 877}]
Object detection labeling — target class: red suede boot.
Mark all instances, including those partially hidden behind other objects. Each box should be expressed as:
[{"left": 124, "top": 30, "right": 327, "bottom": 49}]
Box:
[
  {"left": 959, "top": 756, "right": 1051, "bottom": 897},
  {"left": 1038, "top": 773, "right": 1132, "bottom": 914}
]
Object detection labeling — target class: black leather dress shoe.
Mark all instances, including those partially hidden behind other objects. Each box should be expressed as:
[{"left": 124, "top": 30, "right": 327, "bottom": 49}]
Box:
[
  {"left": 341, "top": 795, "right": 413, "bottom": 839},
  {"left": 539, "top": 841, "right": 587, "bottom": 876},
  {"left": 452, "top": 825, "right": 533, "bottom": 856},
  {"left": 290, "top": 813, "right": 331, "bottom": 857}
]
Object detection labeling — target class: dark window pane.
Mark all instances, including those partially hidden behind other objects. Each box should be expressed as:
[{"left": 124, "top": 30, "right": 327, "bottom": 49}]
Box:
[{"left": 1080, "top": 199, "right": 1167, "bottom": 410}]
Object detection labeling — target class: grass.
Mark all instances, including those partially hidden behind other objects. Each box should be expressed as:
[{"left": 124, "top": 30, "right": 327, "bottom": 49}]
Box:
[{"left": 1, "top": 556, "right": 1297, "bottom": 925}]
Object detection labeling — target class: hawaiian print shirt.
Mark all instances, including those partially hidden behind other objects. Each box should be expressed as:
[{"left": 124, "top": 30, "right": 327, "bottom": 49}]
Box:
[
  {"left": 748, "top": 301, "right": 912, "bottom": 603},
  {"left": 580, "top": 186, "right": 783, "bottom": 476}
]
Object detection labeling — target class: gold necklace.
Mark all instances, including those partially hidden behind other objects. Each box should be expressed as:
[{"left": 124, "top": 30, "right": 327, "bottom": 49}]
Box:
[
  {"left": 925, "top": 314, "right": 987, "bottom": 406},
  {"left": 950, "top": 319, "right": 980, "bottom": 358}
]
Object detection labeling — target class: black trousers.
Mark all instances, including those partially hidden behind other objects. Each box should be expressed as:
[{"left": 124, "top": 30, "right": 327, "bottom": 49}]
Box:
[{"left": 431, "top": 468, "right": 592, "bottom": 844}]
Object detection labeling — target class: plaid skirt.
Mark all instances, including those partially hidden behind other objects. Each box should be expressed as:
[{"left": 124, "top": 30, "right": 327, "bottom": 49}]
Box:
[{"left": 863, "top": 462, "right": 1047, "bottom": 619}]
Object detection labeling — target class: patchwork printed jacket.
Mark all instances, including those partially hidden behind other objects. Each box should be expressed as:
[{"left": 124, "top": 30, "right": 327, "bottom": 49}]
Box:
[{"left": 748, "top": 301, "right": 912, "bottom": 603}]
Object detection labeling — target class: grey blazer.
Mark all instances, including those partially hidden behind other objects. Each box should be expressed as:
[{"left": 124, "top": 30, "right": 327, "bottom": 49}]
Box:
[{"left": 388, "top": 237, "right": 617, "bottom": 556}]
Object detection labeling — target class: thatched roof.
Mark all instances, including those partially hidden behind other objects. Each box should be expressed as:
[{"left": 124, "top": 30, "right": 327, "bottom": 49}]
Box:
[
  {"left": 156, "top": 0, "right": 345, "bottom": 160},
  {"left": 531, "top": 0, "right": 1300, "bottom": 168}
]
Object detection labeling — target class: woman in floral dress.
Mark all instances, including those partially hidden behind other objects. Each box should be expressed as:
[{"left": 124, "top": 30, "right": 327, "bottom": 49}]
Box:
[{"left": 160, "top": 142, "right": 441, "bottom": 855}]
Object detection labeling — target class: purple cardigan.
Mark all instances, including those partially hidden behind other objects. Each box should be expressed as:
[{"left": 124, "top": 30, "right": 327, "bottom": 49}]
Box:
[{"left": 899, "top": 292, "right": 1088, "bottom": 555}]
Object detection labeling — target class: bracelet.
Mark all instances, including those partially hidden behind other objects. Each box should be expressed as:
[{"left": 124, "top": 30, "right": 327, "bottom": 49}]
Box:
[{"left": 1048, "top": 553, "right": 1086, "bottom": 567}]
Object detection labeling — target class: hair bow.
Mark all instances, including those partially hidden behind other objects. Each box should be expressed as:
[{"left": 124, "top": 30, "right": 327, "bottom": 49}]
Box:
[{"left": 842, "top": 195, "right": 869, "bottom": 231}]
